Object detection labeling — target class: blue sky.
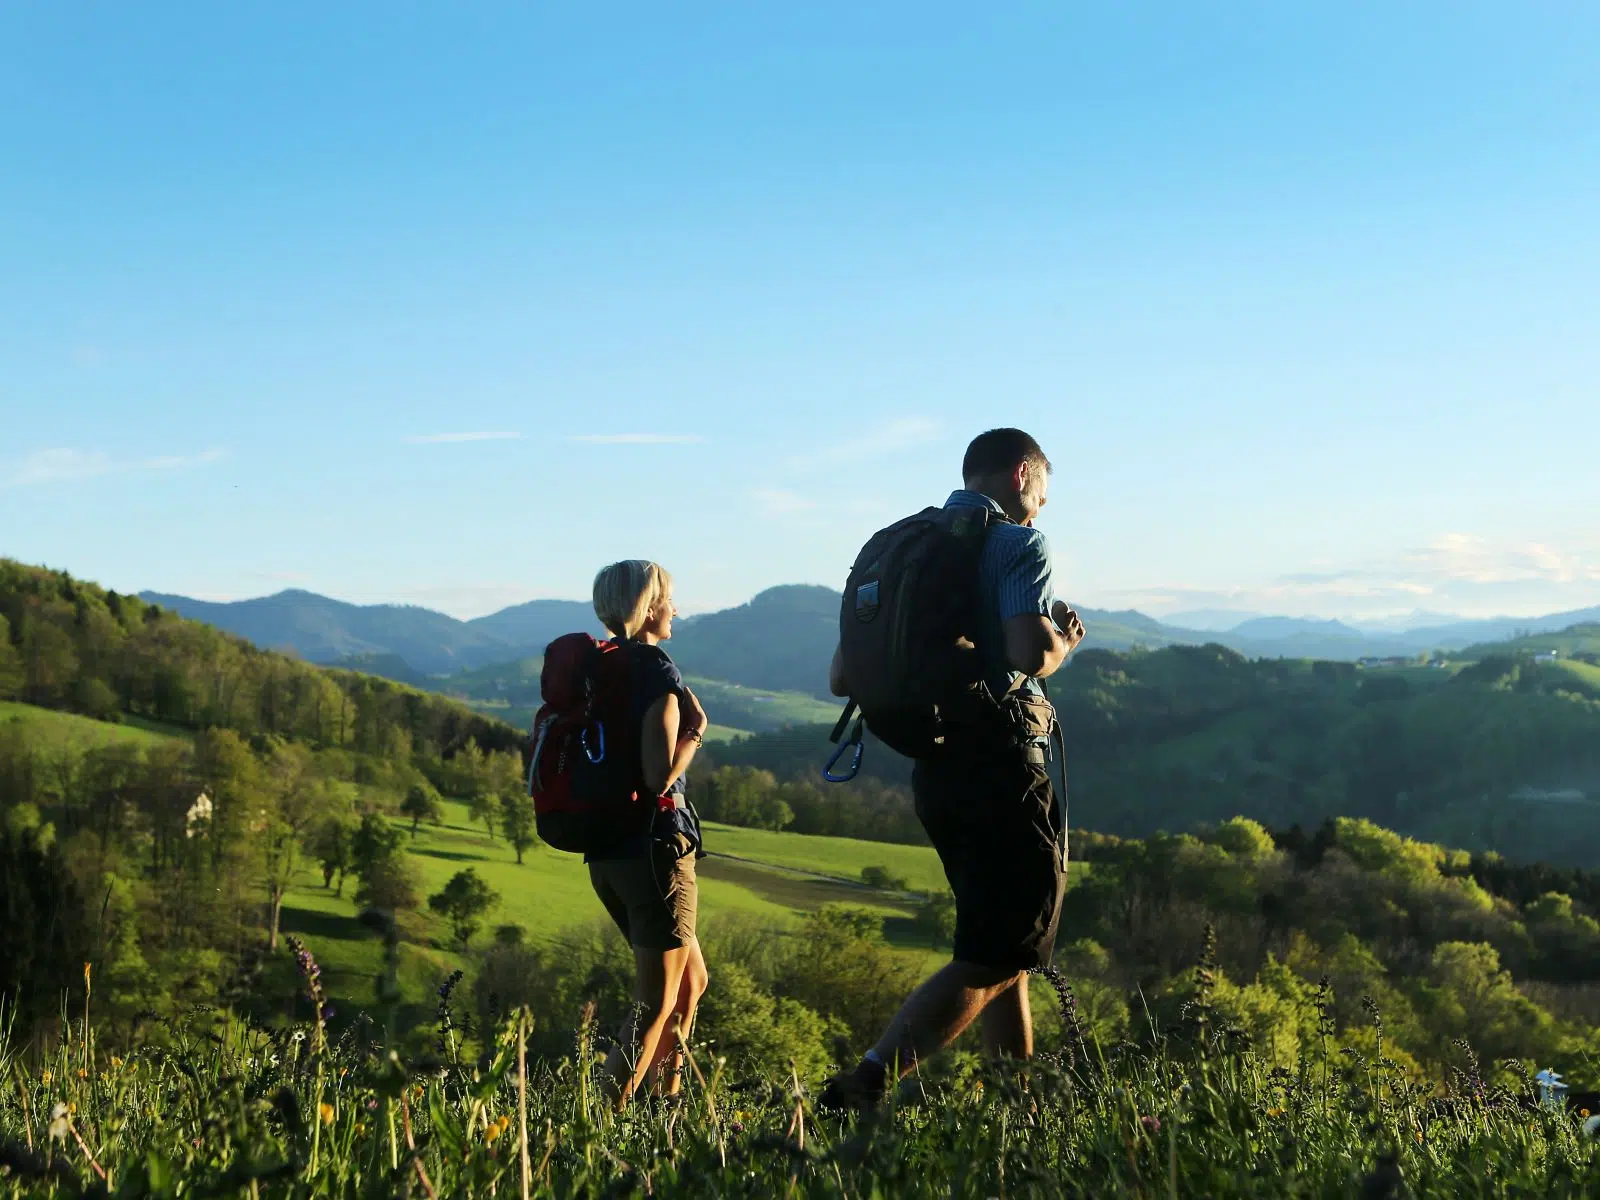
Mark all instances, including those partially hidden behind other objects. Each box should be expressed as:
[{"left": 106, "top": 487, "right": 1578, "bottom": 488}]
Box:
[{"left": 3, "top": 3, "right": 1597, "bottom": 620}]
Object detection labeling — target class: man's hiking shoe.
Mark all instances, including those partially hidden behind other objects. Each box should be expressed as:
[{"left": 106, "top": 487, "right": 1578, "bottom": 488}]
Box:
[{"left": 818, "top": 1064, "right": 887, "bottom": 1115}]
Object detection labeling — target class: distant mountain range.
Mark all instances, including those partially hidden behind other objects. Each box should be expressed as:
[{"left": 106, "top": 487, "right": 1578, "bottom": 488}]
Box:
[
  {"left": 139, "top": 589, "right": 603, "bottom": 675},
  {"left": 140, "top": 585, "right": 1600, "bottom": 699}
]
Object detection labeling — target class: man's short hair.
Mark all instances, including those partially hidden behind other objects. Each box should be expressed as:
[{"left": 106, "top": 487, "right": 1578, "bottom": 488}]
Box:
[{"left": 962, "top": 428, "right": 1051, "bottom": 483}]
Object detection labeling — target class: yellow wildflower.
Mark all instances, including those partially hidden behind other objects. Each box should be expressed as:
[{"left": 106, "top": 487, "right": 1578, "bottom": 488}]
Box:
[
  {"left": 1582, "top": 1108, "right": 1591, "bottom": 1118},
  {"left": 1265, "top": 1107, "right": 1285, "bottom": 1119},
  {"left": 319, "top": 1102, "right": 335, "bottom": 1126},
  {"left": 40, "top": 1071, "right": 52, "bottom": 1085},
  {"left": 485, "top": 1115, "right": 511, "bottom": 1145},
  {"left": 77, "top": 1068, "right": 88, "bottom": 1080},
  {"left": 110, "top": 1057, "right": 124, "bottom": 1069}
]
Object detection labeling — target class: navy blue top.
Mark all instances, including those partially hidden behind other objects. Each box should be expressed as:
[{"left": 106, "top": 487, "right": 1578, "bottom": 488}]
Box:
[
  {"left": 944, "top": 489, "right": 1058, "bottom": 701},
  {"left": 584, "top": 639, "right": 702, "bottom": 862}
]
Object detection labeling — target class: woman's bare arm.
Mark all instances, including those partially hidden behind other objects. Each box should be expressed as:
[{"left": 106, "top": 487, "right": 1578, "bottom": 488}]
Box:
[{"left": 640, "top": 692, "right": 703, "bottom": 796}]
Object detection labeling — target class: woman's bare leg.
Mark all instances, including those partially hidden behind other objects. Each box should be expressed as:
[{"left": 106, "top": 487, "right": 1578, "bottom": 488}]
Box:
[
  {"left": 656, "top": 939, "right": 709, "bottom": 1096},
  {"left": 599, "top": 944, "right": 691, "bottom": 1107}
]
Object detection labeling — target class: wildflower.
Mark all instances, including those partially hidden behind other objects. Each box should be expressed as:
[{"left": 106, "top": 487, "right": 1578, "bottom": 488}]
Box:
[
  {"left": 77, "top": 1068, "right": 88, "bottom": 1080},
  {"left": 320, "top": 1102, "right": 335, "bottom": 1126},
  {"left": 1265, "top": 1107, "right": 1285, "bottom": 1119},
  {"left": 1581, "top": 1108, "right": 1591, "bottom": 1118},
  {"left": 1534, "top": 1068, "right": 1568, "bottom": 1110},
  {"left": 292, "top": 1030, "right": 307, "bottom": 1044},
  {"left": 110, "top": 1057, "right": 124, "bottom": 1069},
  {"left": 485, "top": 1115, "right": 511, "bottom": 1145},
  {"left": 269, "top": 1055, "right": 280, "bottom": 1068},
  {"left": 41, "top": 1070, "right": 52, "bottom": 1085}
]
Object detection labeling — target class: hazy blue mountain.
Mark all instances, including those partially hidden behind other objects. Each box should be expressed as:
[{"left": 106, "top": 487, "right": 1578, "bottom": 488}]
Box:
[
  {"left": 464, "top": 599, "right": 604, "bottom": 649},
  {"left": 1163, "top": 609, "right": 1269, "bottom": 631},
  {"left": 139, "top": 589, "right": 513, "bottom": 674},
  {"left": 1228, "top": 617, "right": 1367, "bottom": 643},
  {"left": 141, "top": 583, "right": 1600, "bottom": 694},
  {"left": 1346, "top": 610, "right": 1463, "bottom": 634},
  {"left": 668, "top": 585, "right": 841, "bottom": 696}
]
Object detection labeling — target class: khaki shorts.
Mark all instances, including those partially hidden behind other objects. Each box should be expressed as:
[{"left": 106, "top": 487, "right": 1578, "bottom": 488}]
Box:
[{"left": 588, "top": 835, "right": 698, "bottom": 950}]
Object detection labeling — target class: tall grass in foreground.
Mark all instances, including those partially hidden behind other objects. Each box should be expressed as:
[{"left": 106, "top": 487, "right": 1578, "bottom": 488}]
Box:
[{"left": 0, "top": 957, "right": 1596, "bottom": 1198}]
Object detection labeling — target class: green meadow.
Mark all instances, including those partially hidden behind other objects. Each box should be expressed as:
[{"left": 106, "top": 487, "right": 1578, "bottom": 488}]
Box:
[
  {"left": 276, "top": 797, "right": 1005, "bottom": 1018},
  {"left": 0, "top": 700, "right": 180, "bottom": 750}
]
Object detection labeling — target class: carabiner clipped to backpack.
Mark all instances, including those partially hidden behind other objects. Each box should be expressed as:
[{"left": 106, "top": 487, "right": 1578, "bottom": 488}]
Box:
[
  {"left": 580, "top": 721, "right": 606, "bottom": 765},
  {"left": 823, "top": 712, "right": 865, "bottom": 783}
]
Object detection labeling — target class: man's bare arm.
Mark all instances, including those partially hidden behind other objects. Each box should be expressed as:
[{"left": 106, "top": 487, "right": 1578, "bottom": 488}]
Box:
[{"left": 1002, "top": 603, "right": 1085, "bottom": 680}]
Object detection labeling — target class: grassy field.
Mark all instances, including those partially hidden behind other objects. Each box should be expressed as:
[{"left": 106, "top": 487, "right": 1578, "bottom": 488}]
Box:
[
  {"left": 8, "top": 993, "right": 1596, "bottom": 1198},
  {"left": 0, "top": 700, "right": 180, "bottom": 749},
  {"left": 278, "top": 798, "right": 979, "bottom": 1020},
  {"left": 704, "top": 821, "right": 949, "bottom": 892}
]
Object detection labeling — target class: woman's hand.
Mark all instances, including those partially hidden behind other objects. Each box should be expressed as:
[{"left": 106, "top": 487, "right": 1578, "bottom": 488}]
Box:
[{"left": 679, "top": 686, "right": 709, "bottom": 737}]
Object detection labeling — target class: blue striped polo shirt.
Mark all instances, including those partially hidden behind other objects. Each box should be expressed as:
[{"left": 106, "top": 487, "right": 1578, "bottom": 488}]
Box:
[{"left": 945, "top": 489, "right": 1057, "bottom": 700}]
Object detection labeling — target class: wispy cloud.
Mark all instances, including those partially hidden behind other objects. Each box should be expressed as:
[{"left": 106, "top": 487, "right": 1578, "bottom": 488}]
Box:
[
  {"left": 1100, "top": 533, "right": 1600, "bottom": 621},
  {"left": 403, "top": 432, "right": 523, "bottom": 444},
  {"left": 570, "top": 433, "right": 704, "bottom": 445},
  {"left": 8, "top": 447, "right": 227, "bottom": 487},
  {"left": 786, "top": 416, "right": 942, "bottom": 471}
]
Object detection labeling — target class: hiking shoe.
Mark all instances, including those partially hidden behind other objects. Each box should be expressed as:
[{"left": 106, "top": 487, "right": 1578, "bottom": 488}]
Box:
[{"left": 817, "top": 1064, "right": 887, "bottom": 1114}]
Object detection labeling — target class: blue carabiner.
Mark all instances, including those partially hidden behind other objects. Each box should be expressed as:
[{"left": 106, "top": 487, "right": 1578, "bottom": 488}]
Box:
[
  {"left": 581, "top": 721, "right": 606, "bottom": 764},
  {"left": 823, "top": 738, "right": 863, "bottom": 783},
  {"left": 823, "top": 717, "right": 865, "bottom": 783}
]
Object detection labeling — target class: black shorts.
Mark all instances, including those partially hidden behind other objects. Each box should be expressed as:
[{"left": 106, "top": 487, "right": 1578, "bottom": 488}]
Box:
[{"left": 913, "top": 746, "right": 1067, "bottom": 972}]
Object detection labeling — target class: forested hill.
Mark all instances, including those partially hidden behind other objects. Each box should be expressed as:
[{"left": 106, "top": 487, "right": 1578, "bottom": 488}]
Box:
[
  {"left": 5, "top": 560, "right": 521, "bottom": 758},
  {"left": 709, "top": 645, "right": 1600, "bottom": 869}
]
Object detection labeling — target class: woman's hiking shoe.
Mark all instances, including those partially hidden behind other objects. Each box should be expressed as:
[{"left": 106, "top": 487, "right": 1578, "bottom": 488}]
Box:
[{"left": 818, "top": 1060, "right": 888, "bottom": 1114}]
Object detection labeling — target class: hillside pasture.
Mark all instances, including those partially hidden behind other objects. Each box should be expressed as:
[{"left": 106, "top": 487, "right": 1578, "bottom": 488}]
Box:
[
  {"left": 277, "top": 798, "right": 980, "bottom": 1020},
  {"left": 0, "top": 699, "right": 180, "bottom": 750}
]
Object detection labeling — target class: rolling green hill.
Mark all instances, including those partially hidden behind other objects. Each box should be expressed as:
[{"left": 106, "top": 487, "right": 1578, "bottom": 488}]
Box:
[
  {"left": 1459, "top": 622, "right": 1600, "bottom": 662},
  {"left": 435, "top": 652, "right": 842, "bottom": 735},
  {"left": 714, "top": 643, "right": 1600, "bottom": 868}
]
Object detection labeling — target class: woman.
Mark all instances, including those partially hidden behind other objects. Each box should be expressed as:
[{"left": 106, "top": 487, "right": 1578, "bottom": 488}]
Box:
[{"left": 587, "top": 559, "right": 709, "bottom": 1106}]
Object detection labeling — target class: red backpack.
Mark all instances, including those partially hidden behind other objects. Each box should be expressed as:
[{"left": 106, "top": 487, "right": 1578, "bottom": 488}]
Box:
[{"left": 525, "top": 634, "right": 657, "bottom": 854}]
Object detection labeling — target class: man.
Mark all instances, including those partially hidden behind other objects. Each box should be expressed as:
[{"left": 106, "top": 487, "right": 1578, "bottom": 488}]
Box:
[{"left": 822, "top": 427, "right": 1085, "bottom": 1109}]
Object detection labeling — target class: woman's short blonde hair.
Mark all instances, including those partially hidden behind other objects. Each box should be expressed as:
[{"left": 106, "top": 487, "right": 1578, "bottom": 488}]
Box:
[{"left": 592, "top": 560, "right": 673, "bottom": 639}]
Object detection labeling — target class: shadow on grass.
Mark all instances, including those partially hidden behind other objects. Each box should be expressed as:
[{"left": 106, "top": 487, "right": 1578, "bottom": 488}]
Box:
[
  {"left": 701, "top": 855, "right": 915, "bottom": 915},
  {"left": 279, "top": 906, "right": 368, "bottom": 942},
  {"left": 881, "top": 915, "right": 943, "bottom": 954},
  {"left": 415, "top": 848, "right": 490, "bottom": 864}
]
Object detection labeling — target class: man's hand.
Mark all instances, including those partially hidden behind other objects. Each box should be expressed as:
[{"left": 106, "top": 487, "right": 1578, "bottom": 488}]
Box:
[
  {"left": 680, "top": 687, "right": 708, "bottom": 736},
  {"left": 1051, "top": 601, "right": 1086, "bottom": 653}
]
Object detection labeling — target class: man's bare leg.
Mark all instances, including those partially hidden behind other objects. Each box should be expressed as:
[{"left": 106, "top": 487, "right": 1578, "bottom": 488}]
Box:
[
  {"left": 867, "top": 961, "right": 1025, "bottom": 1080},
  {"left": 979, "top": 973, "right": 1033, "bottom": 1058}
]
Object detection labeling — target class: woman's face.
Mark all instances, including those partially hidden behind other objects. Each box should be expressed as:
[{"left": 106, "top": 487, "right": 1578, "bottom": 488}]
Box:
[{"left": 645, "top": 591, "right": 677, "bottom": 640}]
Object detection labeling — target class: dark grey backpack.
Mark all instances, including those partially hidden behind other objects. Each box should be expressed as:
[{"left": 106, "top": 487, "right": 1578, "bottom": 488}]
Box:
[{"left": 828, "top": 505, "right": 1011, "bottom": 768}]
